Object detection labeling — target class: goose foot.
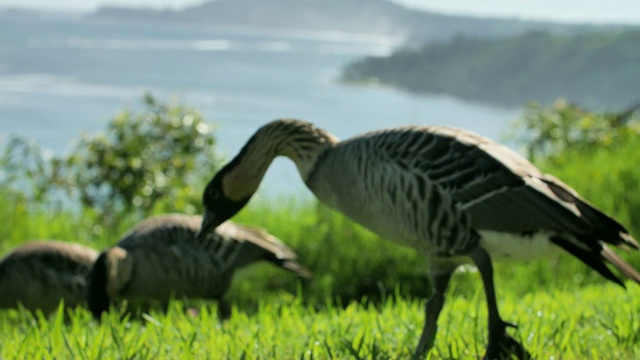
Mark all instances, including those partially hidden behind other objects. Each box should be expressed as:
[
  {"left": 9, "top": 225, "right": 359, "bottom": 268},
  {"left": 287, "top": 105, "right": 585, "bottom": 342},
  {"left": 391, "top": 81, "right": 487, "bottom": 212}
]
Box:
[{"left": 483, "top": 321, "right": 530, "bottom": 360}]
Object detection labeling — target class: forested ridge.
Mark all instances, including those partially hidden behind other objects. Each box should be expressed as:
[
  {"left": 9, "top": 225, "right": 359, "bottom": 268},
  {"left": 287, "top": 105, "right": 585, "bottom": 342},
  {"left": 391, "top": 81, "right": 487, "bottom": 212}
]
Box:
[
  {"left": 342, "top": 30, "right": 640, "bottom": 109},
  {"left": 86, "top": 0, "right": 612, "bottom": 45}
]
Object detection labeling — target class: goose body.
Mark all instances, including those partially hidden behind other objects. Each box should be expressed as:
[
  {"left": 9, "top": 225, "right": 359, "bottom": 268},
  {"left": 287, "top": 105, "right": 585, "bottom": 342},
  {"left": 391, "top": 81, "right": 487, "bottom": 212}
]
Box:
[
  {"left": 87, "top": 213, "right": 311, "bottom": 318},
  {"left": 199, "top": 119, "right": 640, "bottom": 359},
  {"left": 0, "top": 241, "right": 98, "bottom": 314}
]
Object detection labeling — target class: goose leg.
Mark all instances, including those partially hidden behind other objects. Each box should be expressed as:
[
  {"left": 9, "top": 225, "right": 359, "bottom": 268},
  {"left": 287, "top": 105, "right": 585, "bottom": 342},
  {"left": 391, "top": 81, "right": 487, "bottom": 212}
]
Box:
[
  {"left": 469, "top": 247, "right": 530, "bottom": 360},
  {"left": 217, "top": 298, "right": 231, "bottom": 320},
  {"left": 413, "top": 270, "right": 454, "bottom": 359}
]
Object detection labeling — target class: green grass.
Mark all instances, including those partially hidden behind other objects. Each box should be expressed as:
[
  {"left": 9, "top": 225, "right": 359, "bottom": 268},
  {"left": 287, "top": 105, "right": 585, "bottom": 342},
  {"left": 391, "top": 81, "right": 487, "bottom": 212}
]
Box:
[
  {"left": 1, "top": 281, "right": 639, "bottom": 358},
  {"left": 2, "top": 194, "right": 640, "bottom": 359}
]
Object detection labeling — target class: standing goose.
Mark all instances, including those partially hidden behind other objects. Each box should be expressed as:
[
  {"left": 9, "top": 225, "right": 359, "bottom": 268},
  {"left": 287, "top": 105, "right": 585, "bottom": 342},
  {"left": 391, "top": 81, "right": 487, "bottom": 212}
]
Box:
[
  {"left": 0, "top": 240, "right": 99, "bottom": 315},
  {"left": 198, "top": 119, "right": 640, "bottom": 359},
  {"left": 87, "top": 213, "right": 311, "bottom": 319}
]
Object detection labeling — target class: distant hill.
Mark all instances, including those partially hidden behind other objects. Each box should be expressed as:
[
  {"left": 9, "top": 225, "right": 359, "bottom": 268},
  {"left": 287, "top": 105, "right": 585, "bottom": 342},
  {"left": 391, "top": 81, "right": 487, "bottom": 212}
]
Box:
[
  {"left": 87, "top": 0, "right": 614, "bottom": 45},
  {"left": 342, "top": 30, "right": 640, "bottom": 109},
  {"left": 0, "top": 7, "right": 80, "bottom": 19}
]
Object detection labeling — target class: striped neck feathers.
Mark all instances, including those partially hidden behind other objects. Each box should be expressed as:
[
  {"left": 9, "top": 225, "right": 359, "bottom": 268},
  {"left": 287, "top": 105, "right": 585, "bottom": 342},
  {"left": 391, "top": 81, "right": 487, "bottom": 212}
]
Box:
[{"left": 221, "top": 119, "right": 338, "bottom": 201}]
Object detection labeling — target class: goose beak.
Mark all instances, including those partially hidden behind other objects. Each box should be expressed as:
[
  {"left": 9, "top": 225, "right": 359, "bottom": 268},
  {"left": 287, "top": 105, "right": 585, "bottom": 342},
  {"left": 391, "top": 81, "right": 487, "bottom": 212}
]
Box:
[{"left": 197, "top": 209, "right": 221, "bottom": 241}]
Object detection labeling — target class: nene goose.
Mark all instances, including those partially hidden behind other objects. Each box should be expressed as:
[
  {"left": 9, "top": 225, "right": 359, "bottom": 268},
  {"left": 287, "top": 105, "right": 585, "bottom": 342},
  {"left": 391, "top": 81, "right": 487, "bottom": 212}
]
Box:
[
  {"left": 0, "top": 240, "right": 98, "bottom": 315},
  {"left": 198, "top": 119, "right": 640, "bottom": 359},
  {"left": 87, "top": 213, "right": 311, "bottom": 319}
]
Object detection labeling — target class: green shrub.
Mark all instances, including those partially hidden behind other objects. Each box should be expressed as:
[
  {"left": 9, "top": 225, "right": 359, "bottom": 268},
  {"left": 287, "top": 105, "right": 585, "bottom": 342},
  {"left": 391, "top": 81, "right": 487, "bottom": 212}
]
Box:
[
  {"left": 0, "top": 94, "right": 220, "bottom": 228},
  {"left": 505, "top": 99, "right": 640, "bottom": 161}
]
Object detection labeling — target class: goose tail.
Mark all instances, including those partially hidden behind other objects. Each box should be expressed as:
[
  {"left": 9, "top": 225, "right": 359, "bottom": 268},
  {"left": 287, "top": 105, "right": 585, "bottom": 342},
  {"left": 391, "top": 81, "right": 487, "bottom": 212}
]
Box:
[
  {"left": 601, "top": 245, "right": 640, "bottom": 287},
  {"left": 279, "top": 259, "right": 313, "bottom": 279}
]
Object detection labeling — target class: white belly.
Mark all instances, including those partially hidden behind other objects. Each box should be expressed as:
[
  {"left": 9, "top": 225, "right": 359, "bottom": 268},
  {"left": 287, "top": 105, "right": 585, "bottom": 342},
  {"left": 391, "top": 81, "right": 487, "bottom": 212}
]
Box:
[{"left": 478, "top": 230, "right": 561, "bottom": 262}]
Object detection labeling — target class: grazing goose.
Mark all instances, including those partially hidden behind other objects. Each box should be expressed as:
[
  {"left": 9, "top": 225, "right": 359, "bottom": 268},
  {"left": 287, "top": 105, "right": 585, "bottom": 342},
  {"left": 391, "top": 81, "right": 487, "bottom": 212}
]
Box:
[
  {"left": 198, "top": 119, "right": 640, "bottom": 359},
  {"left": 0, "top": 240, "right": 99, "bottom": 315},
  {"left": 87, "top": 213, "right": 311, "bottom": 319}
]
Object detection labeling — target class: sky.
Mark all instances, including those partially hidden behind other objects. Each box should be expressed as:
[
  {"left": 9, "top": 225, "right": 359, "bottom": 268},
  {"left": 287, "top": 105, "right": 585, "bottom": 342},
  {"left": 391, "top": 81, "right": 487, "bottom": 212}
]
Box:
[{"left": 2, "top": 0, "right": 640, "bottom": 25}]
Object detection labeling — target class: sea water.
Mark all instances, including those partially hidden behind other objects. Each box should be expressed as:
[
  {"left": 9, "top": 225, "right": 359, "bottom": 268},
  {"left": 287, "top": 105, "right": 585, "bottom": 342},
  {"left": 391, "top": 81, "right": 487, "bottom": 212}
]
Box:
[{"left": 0, "top": 13, "right": 520, "bottom": 197}]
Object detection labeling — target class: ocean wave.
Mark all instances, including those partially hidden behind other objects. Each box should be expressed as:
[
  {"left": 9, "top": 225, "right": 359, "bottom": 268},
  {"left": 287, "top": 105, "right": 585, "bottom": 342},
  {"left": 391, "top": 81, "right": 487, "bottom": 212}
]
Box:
[
  {"left": 0, "top": 73, "right": 145, "bottom": 99},
  {"left": 29, "top": 36, "right": 395, "bottom": 56},
  {"left": 63, "top": 38, "right": 234, "bottom": 51},
  {"left": 210, "top": 25, "right": 404, "bottom": 46},
  {"left": 0, "top": 73, "right": 226, "bottom": 108}
]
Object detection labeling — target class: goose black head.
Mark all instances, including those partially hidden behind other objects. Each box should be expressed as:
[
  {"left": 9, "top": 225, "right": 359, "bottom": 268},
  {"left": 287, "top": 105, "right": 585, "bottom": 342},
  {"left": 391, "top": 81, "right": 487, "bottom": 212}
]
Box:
[
  {"left": 198, "top": 167, "right": 252, "bottom": 241},
  {"left": 87, "top": 252, "right": 111, "bottom": 320}
]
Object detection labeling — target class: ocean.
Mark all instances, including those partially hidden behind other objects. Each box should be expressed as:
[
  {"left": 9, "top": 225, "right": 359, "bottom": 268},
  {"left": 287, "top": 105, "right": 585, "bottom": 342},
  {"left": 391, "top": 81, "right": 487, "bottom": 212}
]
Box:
[{"left": 0, "top": 13, "right": 520, "bottom": 198}]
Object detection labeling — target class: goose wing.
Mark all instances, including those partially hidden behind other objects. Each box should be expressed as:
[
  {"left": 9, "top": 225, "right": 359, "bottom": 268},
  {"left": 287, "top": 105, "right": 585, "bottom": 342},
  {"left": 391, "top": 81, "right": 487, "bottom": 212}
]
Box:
[
  {"left": 424, "top": 127, "right": 636, "bottom": 248},
  {"left": 215, "top": 222, "right": 312, "bottom": 278},
  {"left": 116, "top": 214, "right": 202, "bottom": 248}
]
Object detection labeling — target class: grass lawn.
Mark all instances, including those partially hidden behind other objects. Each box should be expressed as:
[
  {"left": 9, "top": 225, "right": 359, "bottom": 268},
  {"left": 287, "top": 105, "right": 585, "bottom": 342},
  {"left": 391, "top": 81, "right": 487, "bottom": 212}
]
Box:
[
  {"left": 0, "top": 281, "right": 638, "bottom": 359},
  {"left": 1, "top": 196, "right": 639, "bottom": 359}
]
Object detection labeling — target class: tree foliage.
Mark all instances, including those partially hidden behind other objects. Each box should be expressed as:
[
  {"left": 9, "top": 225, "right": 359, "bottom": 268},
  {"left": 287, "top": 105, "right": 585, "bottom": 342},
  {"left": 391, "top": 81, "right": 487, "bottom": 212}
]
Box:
[
  {"left": 505, "top": 99, "right": 640, "bottom": 161},
  {"left": 0, "top": 94, "right": 220, "bottom": 226}
]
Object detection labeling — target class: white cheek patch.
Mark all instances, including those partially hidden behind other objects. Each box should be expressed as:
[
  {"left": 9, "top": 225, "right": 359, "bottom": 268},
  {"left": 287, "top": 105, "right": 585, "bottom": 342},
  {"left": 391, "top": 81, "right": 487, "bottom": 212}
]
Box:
[
  {"left": 478, "top": 230, "right": 561, "bottom": 262},
  {"left": 105, "top": 247, "right": 133, "bottom": 298}
]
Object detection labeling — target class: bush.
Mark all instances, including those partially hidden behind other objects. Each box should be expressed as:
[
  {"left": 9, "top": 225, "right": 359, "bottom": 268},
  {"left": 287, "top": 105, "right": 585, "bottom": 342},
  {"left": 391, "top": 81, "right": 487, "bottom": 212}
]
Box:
[
  {"left": 505, "top": 99, "right": 640, "bottom": 161},
  {"left": 0, "top": 94, "right": 220, "bottom": 227}
]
